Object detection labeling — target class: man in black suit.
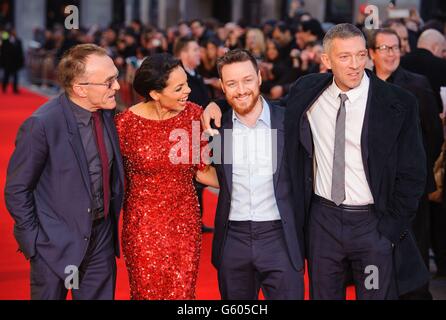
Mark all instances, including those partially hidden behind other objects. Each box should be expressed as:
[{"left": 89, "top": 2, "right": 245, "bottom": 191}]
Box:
[
  {"left": 401, "top": 29, "right": 446, "bottom": 113},
  {"left": 4, "top": 44, "right": 124, "bottom": 299},
  {"left": 369, "top": 28, "right": 444, "bottom": 299},
  {"left": 203, "top": 23, "right": 429, "bottom": 300},
  {"left": 211, "top": 49, "right": 304, "bottom": 300},
  {"left": 174, "top": 36, "right": 211, "bottom": 107},
  {"left": 190, "top": 19, "right": 215, "bottom": 47},
  {"left": 401, "top": 28, "right": 446, "bottom": 279},
  {"left": 0, "top": 29, "right": 24, "bottom": 94},
  {"left": 174, "top": 36, "right": 213, "bottom": 233}
]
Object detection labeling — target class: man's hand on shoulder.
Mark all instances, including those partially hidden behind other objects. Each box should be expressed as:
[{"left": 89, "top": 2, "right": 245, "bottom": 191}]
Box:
[{"left": 201, "top": 102, "right": 222, "bottom": 136}]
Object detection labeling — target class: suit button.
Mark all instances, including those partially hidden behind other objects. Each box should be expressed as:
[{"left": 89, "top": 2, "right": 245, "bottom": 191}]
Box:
[
  {"left": 84, "top": 237, "right": 89, "bottom": 241},
  {"left": 87, "top": 208, "right": 91, "bottom": 213}
]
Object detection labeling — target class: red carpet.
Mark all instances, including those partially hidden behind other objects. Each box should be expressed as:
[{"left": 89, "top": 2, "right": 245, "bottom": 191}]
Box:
[{"left": 0, "top": 86, "right": 355, "bottom": 300}]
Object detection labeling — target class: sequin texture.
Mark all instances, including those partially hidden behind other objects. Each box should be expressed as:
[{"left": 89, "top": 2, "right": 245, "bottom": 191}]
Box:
[{"left": 115, "top": 102, "right": 206, "bottom": 300}]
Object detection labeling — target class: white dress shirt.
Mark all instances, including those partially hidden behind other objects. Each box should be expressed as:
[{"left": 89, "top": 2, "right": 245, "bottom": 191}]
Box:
[
  {"left": 229, "top": 98, "right": 281, "bottom": 221},
  {"left": 307, "top": 73, "right": 374, "bottom": 205}
]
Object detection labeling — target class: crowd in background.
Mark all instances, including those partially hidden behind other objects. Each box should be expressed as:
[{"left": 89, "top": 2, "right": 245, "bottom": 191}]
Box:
[{"left": 0, "top": 4, "right": 445, "bottom": 105}]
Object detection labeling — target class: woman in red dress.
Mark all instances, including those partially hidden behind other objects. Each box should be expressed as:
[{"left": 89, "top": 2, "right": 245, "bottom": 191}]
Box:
[{"left": 115, "top": 53, "right": 218, "bottom": 300}]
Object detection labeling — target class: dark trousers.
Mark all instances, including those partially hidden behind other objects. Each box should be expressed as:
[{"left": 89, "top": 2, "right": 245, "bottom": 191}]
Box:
[
  {"left": 431, "top": 201, "right": 446, "bottom": 275},
  {"left": 30, "top": 217, "right": 117, "bottom": 300},
  {"left": 308, "top": 195, "right": 398, "bottom": 300},
  {"left": 218, "top": 220, "right": 304, "bottom": 300},
  {"left": 400, "top": 194, "right": 432, "bottom": 299},
  {"left": 2, "top": 69, "right": 19, "bottom": 93}
]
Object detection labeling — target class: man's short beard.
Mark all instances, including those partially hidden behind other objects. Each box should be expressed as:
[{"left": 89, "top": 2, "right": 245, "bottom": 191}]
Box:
[{"left": 231, "top": 92, "right": 260, "bottom": 116}]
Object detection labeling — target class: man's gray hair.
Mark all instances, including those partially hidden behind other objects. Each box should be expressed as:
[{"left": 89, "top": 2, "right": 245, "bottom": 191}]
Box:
[{"left": 323, "top": 23, "right": 366, "bottom": 53}]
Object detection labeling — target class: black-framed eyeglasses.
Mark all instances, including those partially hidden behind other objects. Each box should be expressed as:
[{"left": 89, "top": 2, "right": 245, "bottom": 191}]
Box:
[
  {"left": 375, "top": 45, "right": 401, "bottom": 54},
  {"left": 77, "top": 75, "right": 119, "bottom": 89}
]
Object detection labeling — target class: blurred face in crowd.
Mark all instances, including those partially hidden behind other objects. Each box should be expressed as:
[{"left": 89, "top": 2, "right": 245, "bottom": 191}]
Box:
[
  {"left": 178, "top": 23, "right": 191, "bottom": 37},
  {"left": 150, "top": 66, "right": 191, "bottom": 111},
  {"left": 220, "top": 60, "right": 262, "bottom": 116},
  {"left": 321, "top": 36, "right": 368, "bottom": 92},
  {"left": 103, "top": 29, "right": 117, "bottom": 45},
  {"left": 266, "top": 40, "right": 280, "bottom": 61},
  {"left": 246, "top": 30, "right": 258, "bottom": 51},
  {"left": 180, "top": 40, "right": 201, "bottom": 70},
  {"left": 205, "top": 42, "right": 218, "bottom": 60},
  {"left": 296, "top": 26, "right": 317, "bottom": 49},
  {"left": 369, "top": 33, "right": 401, "bottom": 78},
  {"left": 272, "top": 27, "right": 291, "bottom": 47},
  {"left": 73, "top": 54, "right": 120, "bottom": 111},
  {"left": 389, "top": 24, "right": 410, "bottom": 55},
  {"left": 190, "top": 21, "right": 205, "bottom": 39},
  {"left": 217, "top": 27, "right": 228, "bottom": 42},
  {"left": 295, "top": 30, "right": 306, "bottom": 49},
  {"left": 124, "top": 34, "right": 136, "bottom": 45}
]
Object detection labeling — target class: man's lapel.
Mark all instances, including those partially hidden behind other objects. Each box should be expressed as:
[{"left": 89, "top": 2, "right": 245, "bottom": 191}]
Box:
[
  {"left": 269, "top": 102, "right": 285, "bottom": 189},
  {"left": 60, "top": 94, "right": 93, "bottom": 198},
  {"left": 364, "top": 71, "right": 406, "bottom": 195},
  {"left": 102, "top": 110, "right": 124, "bottom": 187},
  {"left": 219, "top": 111, "right": 234, "bottom": 194}
]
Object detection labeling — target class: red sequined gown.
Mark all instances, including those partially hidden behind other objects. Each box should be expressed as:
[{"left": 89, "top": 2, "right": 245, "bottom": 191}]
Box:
[{"left": 115, "top": 102, "right": 206, "bottom": 300}]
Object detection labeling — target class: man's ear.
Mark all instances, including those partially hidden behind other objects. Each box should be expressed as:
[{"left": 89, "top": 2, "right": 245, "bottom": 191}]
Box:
[
  {"left": 72, "top": 84, "right": 87, "bottom": 98},
  {"left": 320, "top": 53, "right": 332, "bottom": 70},
  {"left": 257, "top": 70, "right": 262, "bottom": 87}
]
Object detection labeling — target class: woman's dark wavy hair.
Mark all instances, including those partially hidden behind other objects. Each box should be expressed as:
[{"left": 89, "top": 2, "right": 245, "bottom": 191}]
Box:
[{"left": 133, "top": 53, "right": 182, "bottom": 101}]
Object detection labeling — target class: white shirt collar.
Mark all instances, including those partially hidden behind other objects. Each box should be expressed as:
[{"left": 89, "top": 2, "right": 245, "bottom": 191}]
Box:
[
  {"left": 184, "top": 67, "right": 196, "bottom": 76},
  {"left": 328, "top": 72, "right": 370, "bottom": 105}
]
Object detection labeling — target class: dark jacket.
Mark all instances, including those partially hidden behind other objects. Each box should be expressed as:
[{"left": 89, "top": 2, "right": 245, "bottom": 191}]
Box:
[
  {"left": 4, "top": 94, "right": 125, "bottom": 279},
  {"left": 211, "top": 101, "right": 305, "bottom": 272},
  {"left": 401, "top": 48, "right": 446, "bottom": 113},
  {"left": 0, "top": 37, "right": 24, "bottom": 72},
  {"left": 186, "top": 70, "right": 211, "bottom": 108},
  {"left": 283, "top": 70, "right": 430, "bottom": 295},
  {"left": 387, "top": 66, "right": 444, "bottom": 194}
]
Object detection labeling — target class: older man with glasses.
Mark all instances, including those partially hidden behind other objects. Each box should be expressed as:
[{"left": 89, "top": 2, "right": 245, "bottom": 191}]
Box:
[
  {"left": 4, "top": 44, "right": 125, "bottom": 300},
  {"left": 369, "top": 28, "right": 444, "bottom": 299}
]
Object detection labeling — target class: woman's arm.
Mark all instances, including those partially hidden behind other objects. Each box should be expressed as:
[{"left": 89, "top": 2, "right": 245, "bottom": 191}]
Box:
[{"left": 196, "top": 166, "right": 219, "bottom": 189}]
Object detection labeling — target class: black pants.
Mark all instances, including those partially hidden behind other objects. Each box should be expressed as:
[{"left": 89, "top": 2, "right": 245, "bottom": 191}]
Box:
[
  {"left": 218, "top": 220, "right": 304, "bottom": 300},
  {"left": 30, "top": 218, "right": 117, "bottom": 300},
  {"left": 2, "top": 69, "right": 19, "bottom": 93},
  {"left": 400, "top": 194, "right": 432, "bottom": 299},
  {"left": 431, "top": 201, "right": 446, "bottom": 275},
  {"left": 308, "top": 195, "right": 398, "bottom": 300}
]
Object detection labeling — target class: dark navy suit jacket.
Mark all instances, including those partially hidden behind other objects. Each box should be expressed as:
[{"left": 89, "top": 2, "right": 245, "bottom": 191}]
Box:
[
  {"left": 211, "top": 101, "right": 305, "bottom": 272},
  {"left": 4, "top": 94, "right": 124, "bottom": 279},
  {"left": 284, "top": 70, "right": 430, "bottom": 295}
]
